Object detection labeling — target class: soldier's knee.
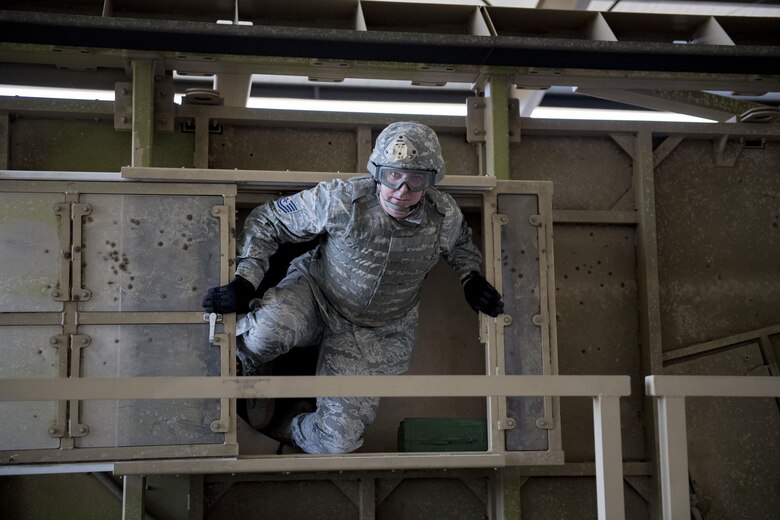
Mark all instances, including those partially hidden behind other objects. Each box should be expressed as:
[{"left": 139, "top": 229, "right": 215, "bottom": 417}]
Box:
[{"left": 317, "top": 417, "right": 365, "bottom": 454}]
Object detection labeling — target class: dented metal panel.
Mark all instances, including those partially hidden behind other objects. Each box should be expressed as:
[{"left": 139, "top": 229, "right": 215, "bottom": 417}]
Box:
[
  {"left": 498, "top": 193, "right": 548, "bottom": 451},
  {"left": 0, "top": 180, "right": 237, "bottom": 463},
  {"left": 0, "top": 326, "right": 62, "bottom": 450},
  {"left": 0, "top": 192, "right": 67, "bottom": 312},
  {"left": 75, "top": 324, "right": 222, "bottom": 448},
  {"left": 77, "top": 194, "right": 222, "bottom": 312}
]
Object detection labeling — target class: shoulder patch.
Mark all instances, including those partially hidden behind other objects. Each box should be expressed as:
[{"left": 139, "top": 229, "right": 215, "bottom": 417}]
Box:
[{"left": 275, "top": 196, "right": 300, "bottom": 214}]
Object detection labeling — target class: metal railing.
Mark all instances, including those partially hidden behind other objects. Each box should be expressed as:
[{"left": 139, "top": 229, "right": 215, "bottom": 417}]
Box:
[
  {"left": 0, "top": 374, "right": 631, "bottom": 520},
  {"left": 645, "top": 375, "right": 780, "bottom": 520}
]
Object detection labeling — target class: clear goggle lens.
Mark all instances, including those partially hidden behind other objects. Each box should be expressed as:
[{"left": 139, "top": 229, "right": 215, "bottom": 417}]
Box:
[{"left": 377, "top": 167, "right": 435, "bottom": 192}]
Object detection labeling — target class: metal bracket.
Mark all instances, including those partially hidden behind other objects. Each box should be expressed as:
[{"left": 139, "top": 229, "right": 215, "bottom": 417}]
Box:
[
  {"left": 51, "top": 202, "right": 71, "bottom": 302},
  {"left": 47, "top": 334, "right": 69, "bottom": 438},
  {"left": 114, "top": 74, "right": 175, "bottom": 132},
  {"left": 69, "top": 334, "right": 92, "bottom": 438},
  {"left": 466, "top": 96, "right": 521, "bottom": 144},
  {"left": 713, "top": 135, "right": 744, "bottom": 167},
  {"left": 536, "top": 416, "right": 555, "bottom": 429},
  {"left": 308, "top": 59, "right": 349, "bottom": 82},
  {"left": 498, "top": 417, "right": 517, "bottom": 431},
  {"left": 70, "top": 203, "right": 92, "bottom": 302},
  {"left": 204, "top": 312, "right": 230, "bottom": 433}
]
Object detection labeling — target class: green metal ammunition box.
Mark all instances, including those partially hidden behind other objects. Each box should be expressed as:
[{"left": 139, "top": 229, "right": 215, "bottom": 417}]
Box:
[{"left": 397, "top": 418, "right": 488, "bottom": 452}]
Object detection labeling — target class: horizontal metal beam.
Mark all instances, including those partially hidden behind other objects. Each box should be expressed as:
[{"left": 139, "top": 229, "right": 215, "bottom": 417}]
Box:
[
  {"left": 0, "top": 375, "right": 632, "bottom": 401},
  {"left": 662, "top": 324, "right": 780, "bottom": 363},
  {"left": 120, "top": 166, "right": 498, "bottom": 191},
  {"left": 553, "top": 210, "right": 637, "bottom": 225},
  {"left": 115, "top": 453, "right": 507, "bottom": 476},
  {"left": 645, "top": 375, "right": 780, "bottom": 397},
  {"left": 0, "top": 10, "right": 778, "bottom": 75}
]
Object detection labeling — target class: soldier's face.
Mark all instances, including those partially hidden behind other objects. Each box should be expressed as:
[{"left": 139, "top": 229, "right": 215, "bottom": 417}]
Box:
[{"left": 378, "top": 182, "right": 424, "bottom": 218}]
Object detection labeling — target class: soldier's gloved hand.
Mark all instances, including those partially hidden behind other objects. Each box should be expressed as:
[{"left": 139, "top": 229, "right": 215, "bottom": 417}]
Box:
[
  {"left": 202, "top": 275, "right": 255, "bottom": 314},
  {"left": 462, "top": 271, "right": 504, "bottom": 317}
]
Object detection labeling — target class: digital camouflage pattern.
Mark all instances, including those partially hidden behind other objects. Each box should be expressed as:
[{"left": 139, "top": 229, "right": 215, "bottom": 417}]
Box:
[
  {"left": 367, "top": 121, "right": 447, "bottom": 184},
  {"left": 234, "top": 127, "right": 482, "bottom": 453}
]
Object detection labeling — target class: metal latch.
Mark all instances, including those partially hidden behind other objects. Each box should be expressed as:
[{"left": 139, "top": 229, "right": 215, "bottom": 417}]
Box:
[{"left": 203, "top": 312, "right": 223, "bottom": 344}]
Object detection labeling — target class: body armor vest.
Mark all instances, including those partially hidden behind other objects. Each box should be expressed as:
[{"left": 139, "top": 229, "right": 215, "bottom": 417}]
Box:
[{"left": 308, "top": 181, "right": 444, "bottom": 327}]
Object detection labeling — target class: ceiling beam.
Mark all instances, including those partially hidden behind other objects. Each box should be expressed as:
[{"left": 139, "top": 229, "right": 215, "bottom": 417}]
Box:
[{"left": 575, "top": 88, "right": 772, "bottom": 122}]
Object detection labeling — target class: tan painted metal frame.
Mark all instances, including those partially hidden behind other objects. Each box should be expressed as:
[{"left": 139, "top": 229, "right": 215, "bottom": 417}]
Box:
[
  {"left": 0, "top": 179, "right": 238, "bottom": 463},
  {"left": 645, "top": 375, "right": 780, "bottom": 520},
  {"left": 1, "top": 373, "right": 631, "bottom": 520},
  {"left": 1, "top": 172, "right": 566, "bottom": 464},
  {"left": 122, "top": 167, "right": 563, "bottom": 462}
]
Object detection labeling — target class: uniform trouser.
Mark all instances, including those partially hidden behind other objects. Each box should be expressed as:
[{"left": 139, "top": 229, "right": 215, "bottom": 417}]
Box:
[{"left": 237, "top": 269, "right": 418, "bottom": 454}]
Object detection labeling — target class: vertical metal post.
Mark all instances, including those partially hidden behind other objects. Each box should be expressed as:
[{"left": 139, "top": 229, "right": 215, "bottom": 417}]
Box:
[
  {"left": 634, "top": 130, "right": 664, "bottom": 374},
  {"left": 634, "top": 130, "right": 664, "bottom": 519},
  {"left": 357, "top": 126, "right": 373, "bottom": 173},
  {"left": 593, "top": 395, "right": 626, "bottom": 520},
  {"left": 657, "top": 396, "right": 690, "bottom": 520},
  {"left": 122, "top": 474, "right": 147, "bottom": 520},
  {"left": 188, "top": 475, "right": 205, "bottom": 520},
  {"left": 484, "top": 75, "right": 511, "bottom": 180},
  {"left": 194, "top": 116, "right": 210, "bottom": 169},
  {"left": 498, "top": 468, "right": 523, "bottom": 520},
  {"left": 131, "top": 60, "right": 155, "bottom": 167},
  {"left": 359, "top": 477, "right": 376, "bottom": 520},
  {"left": 0, "top": 111, "right": 8, "bottom": 169}
]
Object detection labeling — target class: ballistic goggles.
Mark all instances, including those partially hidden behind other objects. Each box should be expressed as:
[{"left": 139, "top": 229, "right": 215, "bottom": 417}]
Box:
[{"left": 377, "top": 167, "right": 436, "bottom": 192}]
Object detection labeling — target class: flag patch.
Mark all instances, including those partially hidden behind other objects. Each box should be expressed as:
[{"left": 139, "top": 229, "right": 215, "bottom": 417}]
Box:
[{"left": 275, "top": 196, "right": 300, "bottom": 214}]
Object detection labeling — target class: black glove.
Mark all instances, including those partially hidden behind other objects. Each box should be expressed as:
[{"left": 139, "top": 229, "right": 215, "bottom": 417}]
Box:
[
  {"left": 202, "top": 275, "right": 255, "bottom": 314},
  {"left": 462, "top": 271, "right": 504, "bottom": 317}
]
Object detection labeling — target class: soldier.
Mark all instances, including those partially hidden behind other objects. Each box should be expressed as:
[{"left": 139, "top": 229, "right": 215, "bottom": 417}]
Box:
[{"left": 203, "top": 121, "right": 503, "bottom": 454}]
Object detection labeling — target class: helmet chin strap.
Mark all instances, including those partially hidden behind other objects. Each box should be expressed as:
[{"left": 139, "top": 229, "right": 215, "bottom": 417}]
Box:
[{"left": 382, "top": 198, "right": 416, "bottom": 215}]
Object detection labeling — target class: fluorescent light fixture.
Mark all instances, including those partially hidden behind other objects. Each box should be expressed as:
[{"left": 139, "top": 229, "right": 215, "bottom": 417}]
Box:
[
  {"left": 249, "top": 97, "right": 716, "bottom": 122},
  {"left": 530, "top": 106, "right": 717, "bottom": 123},
  {"left": 246, "top": 96, "right": 467, "bottom": 116},
  {"left": 0, "top": 85, "right": 116, "bottom": 101},
  {"left": 0, "top": 85, "right": 716, "bottom": 123}
]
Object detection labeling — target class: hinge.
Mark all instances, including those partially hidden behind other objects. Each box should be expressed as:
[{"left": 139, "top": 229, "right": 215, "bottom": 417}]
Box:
[
  {"left": 70, "top": 203, "right": 92, "bottom": 301},
  {"left": 69, "top": 334, "right": 92, "bottom": 438}
]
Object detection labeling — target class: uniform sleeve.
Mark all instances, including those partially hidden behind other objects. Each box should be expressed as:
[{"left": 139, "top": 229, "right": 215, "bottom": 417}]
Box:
[
  {"left": 436, "top": 193, "right": 483, "bottom": 280},
  {"left": 234, "top": 180, "right": 349, "bottom": 288}
]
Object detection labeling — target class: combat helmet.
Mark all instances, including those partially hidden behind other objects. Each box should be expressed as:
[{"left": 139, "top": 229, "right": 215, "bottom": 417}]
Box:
[{"left": 367, "top": 121, "right": 446, "bottom": 185}]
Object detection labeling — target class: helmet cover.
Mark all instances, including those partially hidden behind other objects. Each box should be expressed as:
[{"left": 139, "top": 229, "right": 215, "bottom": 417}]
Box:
[{"left": 367, "top": 121, "right": 446, "bottom": 184}]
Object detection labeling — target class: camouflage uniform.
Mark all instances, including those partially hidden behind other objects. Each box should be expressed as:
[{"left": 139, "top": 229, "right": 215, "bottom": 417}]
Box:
[{"left": 234, "top": 125, "right": 482, "bottom": 454}]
